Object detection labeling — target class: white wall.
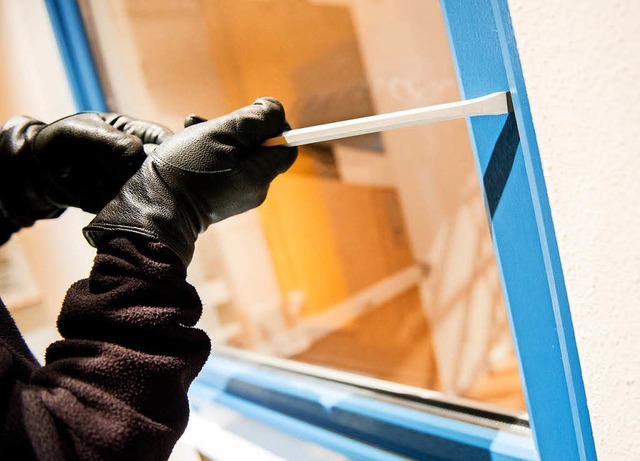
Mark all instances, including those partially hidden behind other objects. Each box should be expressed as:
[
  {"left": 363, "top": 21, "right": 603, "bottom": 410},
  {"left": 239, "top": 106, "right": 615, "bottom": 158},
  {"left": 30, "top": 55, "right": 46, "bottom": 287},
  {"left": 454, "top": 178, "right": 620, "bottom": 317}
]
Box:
[
  {"left": 507, "top": 1, "right": 640, "bottom": 459},
  {"left": 0, "top": 0, "right": 74, "bottom": 120}
]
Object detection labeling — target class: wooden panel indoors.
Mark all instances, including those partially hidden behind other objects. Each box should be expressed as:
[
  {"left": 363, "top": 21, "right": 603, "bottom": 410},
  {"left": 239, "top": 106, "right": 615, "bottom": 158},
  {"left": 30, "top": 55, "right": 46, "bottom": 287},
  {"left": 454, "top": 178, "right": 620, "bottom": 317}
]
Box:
[
  {"left": 292, "top": 286, "right": 439, "bottom": 389},
  {"left": 259, "top": 174, "right": 414, "bottom": 318}
]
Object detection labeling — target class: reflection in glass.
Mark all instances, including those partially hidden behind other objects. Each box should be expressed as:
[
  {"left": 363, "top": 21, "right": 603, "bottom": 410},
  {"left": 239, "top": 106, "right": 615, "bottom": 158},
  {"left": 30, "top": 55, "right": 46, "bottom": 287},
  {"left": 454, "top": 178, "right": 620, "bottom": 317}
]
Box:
[{"left": 81, "top": 0, "right": 526, "bottom": 413}]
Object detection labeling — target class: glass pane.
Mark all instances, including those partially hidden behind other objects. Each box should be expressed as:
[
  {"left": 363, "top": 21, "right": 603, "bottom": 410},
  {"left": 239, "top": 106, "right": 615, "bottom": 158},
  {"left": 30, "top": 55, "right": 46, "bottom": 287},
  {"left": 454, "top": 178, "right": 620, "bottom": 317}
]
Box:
[{"left": 81, "top": 0, "right": 526, "bottom": 414}]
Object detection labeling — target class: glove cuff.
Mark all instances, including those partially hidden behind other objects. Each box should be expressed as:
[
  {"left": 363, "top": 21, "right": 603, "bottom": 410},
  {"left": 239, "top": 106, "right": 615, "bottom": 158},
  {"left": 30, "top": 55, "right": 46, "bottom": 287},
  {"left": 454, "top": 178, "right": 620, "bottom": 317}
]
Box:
[{"left": 83, "top": 158, "right": 198, "bottom": 267}]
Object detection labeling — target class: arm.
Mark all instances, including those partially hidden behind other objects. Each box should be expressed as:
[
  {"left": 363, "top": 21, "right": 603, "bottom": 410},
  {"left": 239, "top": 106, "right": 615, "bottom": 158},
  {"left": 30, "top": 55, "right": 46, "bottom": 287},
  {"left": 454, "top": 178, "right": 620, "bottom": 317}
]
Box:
[
  {"left": 1, "top": 233, "right": 210, "bottom": 461},
  {"left": 1, "top": 98, "right": 295, "bottom": 460}
]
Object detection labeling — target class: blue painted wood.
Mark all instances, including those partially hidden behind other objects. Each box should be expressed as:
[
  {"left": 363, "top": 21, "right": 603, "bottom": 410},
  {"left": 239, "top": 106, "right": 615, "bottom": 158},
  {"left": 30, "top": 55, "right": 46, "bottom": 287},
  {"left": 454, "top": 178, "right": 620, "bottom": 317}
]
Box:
[
  {"left": 440, "top": 0, "right": 597, "bottom": 459},
  {"left": 192, "top": 356, "right": 537, "bottom": 461},
  {"left": 44, "top": 0, "right": 107, "bottom": 111},
  {"left": 190, "top": 382, "right": 409, "bottom": 461}
]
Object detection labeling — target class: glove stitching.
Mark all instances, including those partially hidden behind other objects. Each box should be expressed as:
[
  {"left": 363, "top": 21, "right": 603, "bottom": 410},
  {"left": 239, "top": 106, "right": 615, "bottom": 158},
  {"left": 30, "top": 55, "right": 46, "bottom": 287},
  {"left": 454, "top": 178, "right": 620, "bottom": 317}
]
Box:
[{"left": 151, "top": 155, "right": 242, "bottom": 177}]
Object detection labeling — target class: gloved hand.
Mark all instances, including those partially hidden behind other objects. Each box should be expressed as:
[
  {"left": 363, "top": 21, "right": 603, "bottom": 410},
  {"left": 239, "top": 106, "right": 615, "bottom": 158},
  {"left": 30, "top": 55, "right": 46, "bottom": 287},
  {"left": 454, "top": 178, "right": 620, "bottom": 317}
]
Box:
[
  {"left": 0, "top": 112, "right": 173, "bottom": 231},
  {"left": 83, "top": 97, "right": 298, "bottom": 266}
]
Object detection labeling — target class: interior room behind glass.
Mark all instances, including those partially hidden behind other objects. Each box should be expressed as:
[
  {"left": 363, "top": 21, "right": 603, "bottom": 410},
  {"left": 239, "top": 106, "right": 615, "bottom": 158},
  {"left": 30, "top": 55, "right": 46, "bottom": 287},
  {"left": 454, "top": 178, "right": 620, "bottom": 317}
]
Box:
[{"left": 79, "top": 0, "right": 527, "bottom": 414}]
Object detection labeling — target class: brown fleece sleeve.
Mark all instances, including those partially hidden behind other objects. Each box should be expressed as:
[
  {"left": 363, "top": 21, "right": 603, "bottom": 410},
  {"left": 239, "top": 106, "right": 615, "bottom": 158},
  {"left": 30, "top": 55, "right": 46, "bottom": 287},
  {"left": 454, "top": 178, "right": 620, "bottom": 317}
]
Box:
[{"left": 0, "top": 234, "right": 211, "bottom": 461}]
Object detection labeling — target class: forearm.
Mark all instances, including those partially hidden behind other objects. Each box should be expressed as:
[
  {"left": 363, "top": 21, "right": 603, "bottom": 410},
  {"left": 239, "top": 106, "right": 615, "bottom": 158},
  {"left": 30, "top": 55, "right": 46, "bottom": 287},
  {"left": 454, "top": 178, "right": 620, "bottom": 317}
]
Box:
[{"left": 2, "top": 234, "right": 211, "bottom": 460}]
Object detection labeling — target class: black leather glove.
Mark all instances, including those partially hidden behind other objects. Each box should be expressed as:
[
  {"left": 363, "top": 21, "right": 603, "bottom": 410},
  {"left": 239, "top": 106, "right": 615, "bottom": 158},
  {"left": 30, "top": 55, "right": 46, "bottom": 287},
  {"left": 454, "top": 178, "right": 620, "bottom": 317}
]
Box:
[
  {"left": 83, "top": 97, "right": 298, "bottom": 266},
  {"left": 0, "top": 112, "right": 173, "bottom": 234}
]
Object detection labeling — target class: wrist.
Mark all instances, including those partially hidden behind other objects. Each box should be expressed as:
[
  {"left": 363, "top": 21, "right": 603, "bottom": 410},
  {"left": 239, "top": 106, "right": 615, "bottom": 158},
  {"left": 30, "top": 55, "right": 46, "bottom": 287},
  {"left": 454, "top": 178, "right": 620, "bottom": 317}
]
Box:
[
  {"left": 93, "top": 231, "right": 187, "bottom": 277},
  {"left": 83, "top": 158, "right": 197, "bottom": 268}
]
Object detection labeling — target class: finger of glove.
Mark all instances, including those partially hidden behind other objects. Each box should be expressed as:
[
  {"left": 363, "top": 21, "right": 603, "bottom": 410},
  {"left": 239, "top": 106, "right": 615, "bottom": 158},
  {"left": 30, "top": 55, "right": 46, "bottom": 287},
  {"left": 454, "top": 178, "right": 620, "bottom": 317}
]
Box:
[
  {"left": 250, "top": 120, "right": 298, "bottom": 176},
  {"left": 34, "top": 113, "right": 143, "bottom": 165},
  {"left": 95, "top": 120, "right": 146, "bottom": 162},
  {"left": 124, "top": 120, "right": 173, "bottom": 144},
  {"left": 242, "top": 118, "right": 296, "bottom": 179},
  {"left": 184, "top": 114, "right": 207, "bottom": 128},
  {"left": 246, "top": 145, "right": 298, "bottom": 182},
  {"left": 102, "top": 113, "right": 174, "bottom": 144},
  {"left": 67, "top": 117, "right": 146, "bottom": 179},
  {"left": 32, "top": 114, "right": 146, "bottom": 211},
  {"left": 203, "top": 97, "right": 286, "bottom": 148},
  {"left": 156, "top": 99, "right": 289, "bottom": 173}
]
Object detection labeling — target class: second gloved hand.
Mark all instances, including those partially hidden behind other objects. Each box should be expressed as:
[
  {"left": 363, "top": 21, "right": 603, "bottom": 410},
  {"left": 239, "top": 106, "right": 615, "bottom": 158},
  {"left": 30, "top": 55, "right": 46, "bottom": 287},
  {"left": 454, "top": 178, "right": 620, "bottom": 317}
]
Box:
[
  {"left": 83, "top": 97, "right": 298, "bottom": 266},
  {"left": 0, "top": 112, "right": 173, "bottom": 232}
]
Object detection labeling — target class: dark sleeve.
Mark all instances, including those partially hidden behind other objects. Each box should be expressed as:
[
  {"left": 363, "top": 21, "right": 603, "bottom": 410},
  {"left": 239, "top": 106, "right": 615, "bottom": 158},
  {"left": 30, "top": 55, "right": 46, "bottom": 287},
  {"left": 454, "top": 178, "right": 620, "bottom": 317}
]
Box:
[{"left": 1, "top": 234, "right": 211, "bottom": 461}]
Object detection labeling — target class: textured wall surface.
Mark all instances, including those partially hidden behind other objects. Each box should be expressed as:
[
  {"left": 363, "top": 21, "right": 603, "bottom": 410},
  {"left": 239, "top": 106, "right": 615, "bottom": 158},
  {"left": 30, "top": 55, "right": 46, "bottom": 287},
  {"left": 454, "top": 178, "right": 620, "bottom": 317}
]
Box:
[{"left": 507, "top": 1, "right": 640, "bottom": 459}]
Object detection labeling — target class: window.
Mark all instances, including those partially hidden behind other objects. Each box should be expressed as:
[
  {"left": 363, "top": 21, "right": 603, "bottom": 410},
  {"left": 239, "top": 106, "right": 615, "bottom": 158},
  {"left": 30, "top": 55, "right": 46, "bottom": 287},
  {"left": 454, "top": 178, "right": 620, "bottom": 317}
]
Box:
[{"left": 46, "top": 0, "right": 596, "bottom": 459}]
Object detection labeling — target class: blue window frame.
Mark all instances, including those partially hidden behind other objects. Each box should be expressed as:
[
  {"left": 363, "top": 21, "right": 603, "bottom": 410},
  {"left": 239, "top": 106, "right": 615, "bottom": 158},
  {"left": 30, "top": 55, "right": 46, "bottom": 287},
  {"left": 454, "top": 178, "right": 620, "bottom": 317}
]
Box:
[
  {"left": 190, "top": 351, "right": 537, "bottom": 461},
  {"left": 45, "top": 0, "right": 597, "bottom": 459},
  {"left": 44, "top": 0, "right": 106, "bottom": 111},
  {"left": 439, "top": 1, "right": 597, "bottom": 460}
]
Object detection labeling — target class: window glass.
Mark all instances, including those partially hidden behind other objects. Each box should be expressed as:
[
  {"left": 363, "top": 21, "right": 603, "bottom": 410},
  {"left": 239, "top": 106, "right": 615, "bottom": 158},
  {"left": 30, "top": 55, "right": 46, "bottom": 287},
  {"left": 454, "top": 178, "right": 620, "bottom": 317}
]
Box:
[{"left": 80, "top": 0, "right": 526, "bottom": 414}]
